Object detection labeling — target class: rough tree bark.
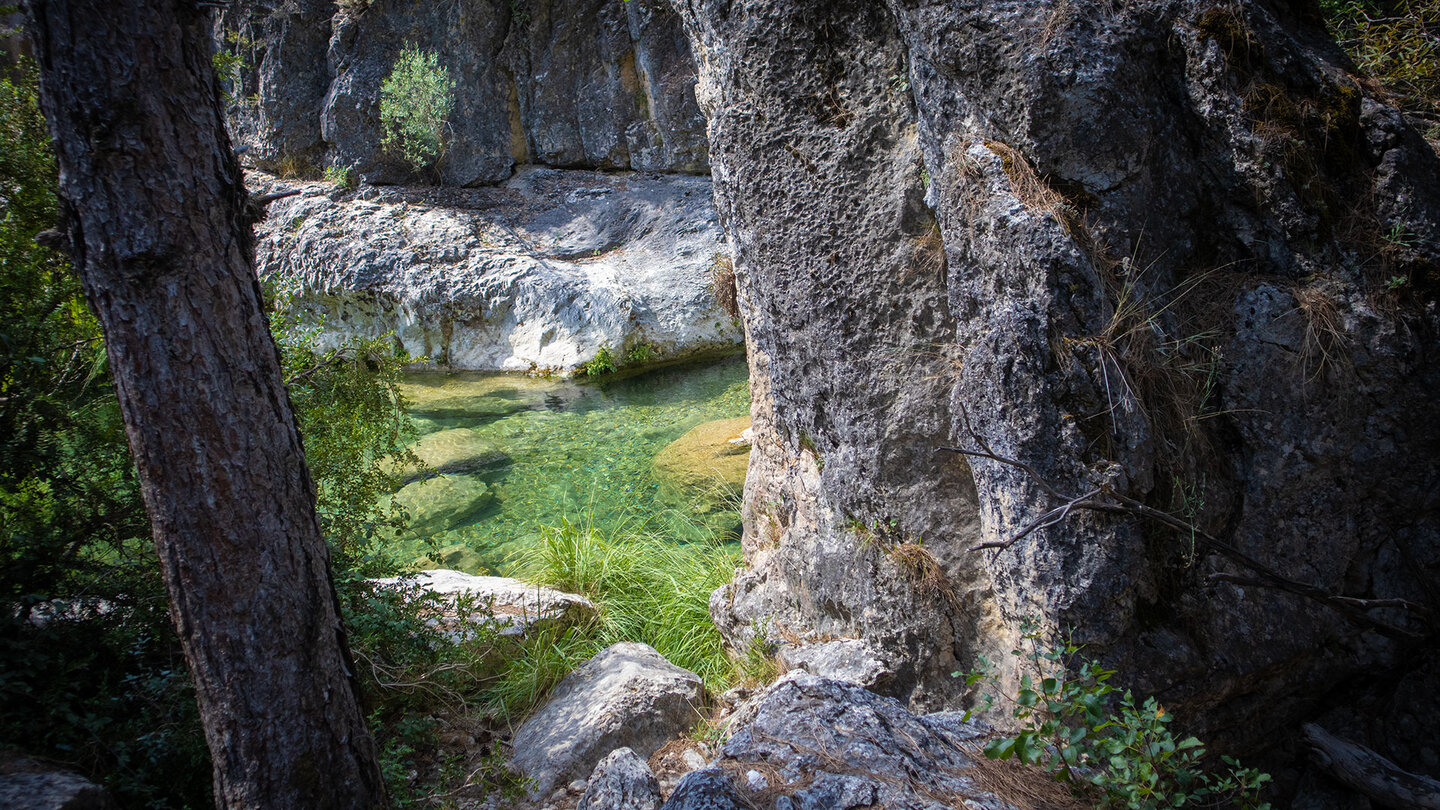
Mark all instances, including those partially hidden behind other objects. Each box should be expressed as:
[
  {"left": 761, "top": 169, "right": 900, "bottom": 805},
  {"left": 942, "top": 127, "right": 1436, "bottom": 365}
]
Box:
[{"left": 23, "top": 2, "right": 387, "bottom": 808}]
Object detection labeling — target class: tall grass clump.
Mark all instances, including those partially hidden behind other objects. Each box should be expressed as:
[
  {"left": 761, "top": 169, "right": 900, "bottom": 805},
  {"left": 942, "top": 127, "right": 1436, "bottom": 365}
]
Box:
[{"left": 511, "top": 516, "right": 740, "bottom": 691}]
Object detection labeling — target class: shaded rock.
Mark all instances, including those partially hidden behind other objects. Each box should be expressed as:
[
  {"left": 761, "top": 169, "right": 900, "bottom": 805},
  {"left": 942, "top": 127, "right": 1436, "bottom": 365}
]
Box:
[
  {"left": 578, "top": 748, "right": 662, "bottom": 810},
  {"left": 511, "top": 642, "right": 706, "bottom": 798},
  {"left": 385, "top": 474, "right": 493, "bottom": 536},
  {"left": 255, "top": 168, "right": 741, "bottom": 372},
  {"left": 671, "top": 0, "right": 1440, "bottom": 760},
  {"left": 369, "top": 569, "right": 596, "bottom": 640},
  {"left": 392, "top": 427, "right": 509, "bottom": 483},
  {"left": 657, "top": 768, "right": 744, "bottom": 810},
  {"left": 670, "top": 675, "right": 1017, "bottom": 810},
  {"left": 652, "top": 416, "right": 750, "bottom": 534},
  {"left": 0, "top": 759, "right": 115, "bottom": 810},
  {"left": 221, "top": 0, "right": 707, "bottom": 183}
]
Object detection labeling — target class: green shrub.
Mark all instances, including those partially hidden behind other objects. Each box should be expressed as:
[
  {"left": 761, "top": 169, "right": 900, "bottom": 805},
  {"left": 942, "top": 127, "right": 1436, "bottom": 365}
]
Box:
[
  {"left": 379, "top": 46, "right": 456, "bottom": 171},
  {"left": 323, "top": 165, "right": 357, "bottom": 190},
  {"left": 959, "top": 620, "right": 1271, "bottom": 810},
  {"left": 583, "top": 346, "right": 617, "bottom": 376},
  {"left": 626, "top": 343, "right": 654, "bottom": 365}
]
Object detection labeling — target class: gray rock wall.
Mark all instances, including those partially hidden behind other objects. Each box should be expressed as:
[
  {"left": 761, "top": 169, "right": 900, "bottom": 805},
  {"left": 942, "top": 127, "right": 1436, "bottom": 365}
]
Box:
[
  {"left": 217, "top": 0, "right": 707, "bottom": 184},
  {"left": 672, "top": 0, "right": 1440, "bottom": 762}
]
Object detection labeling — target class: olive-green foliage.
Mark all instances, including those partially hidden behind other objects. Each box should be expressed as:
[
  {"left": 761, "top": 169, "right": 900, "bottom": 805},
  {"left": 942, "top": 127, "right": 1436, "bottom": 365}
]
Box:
[
  {"left": 1322, "top": 0, "right": 1439, "bottom": 128},
  {"left": 0, "top": 60, "right": 427, "bottom": 806},
  {"left": 511, "top": 516, "right": 741, "bottom": 693},
  {"left": 323, "top": 165, "right": 357, "bottom": 190},
  {"left": 379, "top": 46, "right": 456, "bottom": 171},
  {"left": 583, "top": 345, "right": 617, "bottom": 376},
  {"left": 960, "top": 620, "right": 1271, "bottom": 810}
]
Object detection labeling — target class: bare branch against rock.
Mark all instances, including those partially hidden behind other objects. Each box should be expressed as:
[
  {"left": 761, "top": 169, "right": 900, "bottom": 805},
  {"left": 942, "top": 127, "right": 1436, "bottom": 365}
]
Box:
[{"left": 1303, "top": 724, "right": 1440, "bottom": 810}]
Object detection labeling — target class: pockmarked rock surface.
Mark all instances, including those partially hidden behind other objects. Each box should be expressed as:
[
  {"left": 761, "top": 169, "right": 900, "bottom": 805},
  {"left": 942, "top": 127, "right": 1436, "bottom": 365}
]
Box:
[
  {"left": 578, "top": 747, "right": 663, "bottom": 810},
  {"left": 511, "top": 642, "right": 706, "bottom": 799},
  {"left": 215, "top": 0, "right": 707, "bottom": 184},
  {"left": 672, "top": 0, "right": 1440, "bottom": 767},
  {"left": 368, "top": 569, "right": 597, "bottom": 640},
  {"left": 658, "top": 675, "right": 1019, "bottom": 810},
  {"left": 255, "top": 167, "right": 741, "bottom": 372}
]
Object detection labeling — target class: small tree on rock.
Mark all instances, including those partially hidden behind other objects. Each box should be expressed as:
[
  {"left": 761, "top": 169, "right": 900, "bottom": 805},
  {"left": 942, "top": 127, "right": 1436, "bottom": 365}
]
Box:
[{"left": 380, "top": 45, "right": 455, "bottom": 172}]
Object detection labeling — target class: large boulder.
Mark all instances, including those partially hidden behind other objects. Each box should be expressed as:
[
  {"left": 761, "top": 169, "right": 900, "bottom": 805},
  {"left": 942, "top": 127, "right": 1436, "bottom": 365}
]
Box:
[
  {"left": 671, "top": 0, "right": 1440, "bottom": 767},
  {"left": 368, "top": 569, "right": 597, "bottom": 640},
  {"left": 657, "top": 675, "right": 1019, "bottom": 810},
  {"left": 217, "top": 0, "right": 707, "bottom": 183},
  {"left": 510, "top": 642, "right": 706, "bottom": 798},
  {"left": 255, "top": 167, "right": 741, "bottom": 372}
]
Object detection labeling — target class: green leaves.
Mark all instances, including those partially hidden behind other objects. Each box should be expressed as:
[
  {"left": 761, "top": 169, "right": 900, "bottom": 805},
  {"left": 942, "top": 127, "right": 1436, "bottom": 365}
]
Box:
[
  {"left": 379, "top": 46, "right": 456, "bottom": 172},
  {"left": 958, "top": 622, "right": 1272, "bottom": 809}
]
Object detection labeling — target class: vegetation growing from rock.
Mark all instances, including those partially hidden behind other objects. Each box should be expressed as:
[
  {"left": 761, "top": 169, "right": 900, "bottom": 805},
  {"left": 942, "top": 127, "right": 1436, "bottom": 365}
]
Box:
[
  {"left": 379, "top": 45, "right": 455, "bottom": 172},
  {"left": 962, "top": 621, "right": 1272, "bottom": 810},
  {"left": 1321, "top": 0, "right": 1439, "bottom": 137}
]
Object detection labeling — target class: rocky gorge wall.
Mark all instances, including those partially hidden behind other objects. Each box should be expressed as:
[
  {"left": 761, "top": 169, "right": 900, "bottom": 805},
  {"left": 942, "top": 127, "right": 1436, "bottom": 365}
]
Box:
[
  {"left": 218, "top": 0, "right": 708, "bottom": 184},
  {"left": 669, "top": 0, "right": 1440, "bottom": 784}
]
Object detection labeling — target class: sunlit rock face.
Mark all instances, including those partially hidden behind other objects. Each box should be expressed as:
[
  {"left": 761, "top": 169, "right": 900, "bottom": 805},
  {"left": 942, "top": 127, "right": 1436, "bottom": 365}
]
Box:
[
  {"left": 672, "top": 0, "right": 1440, "bottom": 764},
  {"left": 217, "top": 0, "right": 708, "bottom": 184},
  {"left": 253, "top": 167, "right": 741, "bottom": 372}
]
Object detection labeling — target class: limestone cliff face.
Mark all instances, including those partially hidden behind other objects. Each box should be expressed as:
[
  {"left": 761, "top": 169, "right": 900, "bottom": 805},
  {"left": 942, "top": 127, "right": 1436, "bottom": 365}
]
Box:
[
  {"left": 672, "top": 0, "right": 1440, "bottom": 765},
  {"left": 218, "top": 0, "right": 707, "bottom": 184}
]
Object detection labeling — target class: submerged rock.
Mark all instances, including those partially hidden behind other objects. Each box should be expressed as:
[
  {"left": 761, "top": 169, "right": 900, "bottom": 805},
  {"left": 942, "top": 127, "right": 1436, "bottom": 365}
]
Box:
[
  {"left": 391, "top": 427, "right": 509, "bottom": 483},
  {"left": 651, "top": 416, "right": 750, "bottom": 535},
  {"left": 384, "top": 474, "right": 494, "bottom": 537},
  {"left": 511, "top": 642, "right": 706, "bottom": 799},
  {"left": 368, "top": 569, "right": 596, "bottom": 640},
  {"left": 255, "top": 168, "right": 740, "bottom": 373}
]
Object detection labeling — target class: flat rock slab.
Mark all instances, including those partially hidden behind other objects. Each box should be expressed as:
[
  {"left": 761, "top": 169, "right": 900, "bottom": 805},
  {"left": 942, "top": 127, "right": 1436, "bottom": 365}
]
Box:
[
  {"left": 369, "top": 569, "right": 596, "bottom": 640},
  {"left": 384, "top": 474, "right": 494, "bottom": 537},
  {"left": 390, "top": 427, "right": 510, "bottom": 483},
  {"left": 0, "top": 760, "right": 114, "bottom": 810},
  {"left": 663, "top": 675, "right": 1021, "bottom": 810},
  {"left": 512, "top": 642, "right": 706, "bottom": 799},
  {"left": 255, "top": 168, "right": 741, "bottom": 372}
]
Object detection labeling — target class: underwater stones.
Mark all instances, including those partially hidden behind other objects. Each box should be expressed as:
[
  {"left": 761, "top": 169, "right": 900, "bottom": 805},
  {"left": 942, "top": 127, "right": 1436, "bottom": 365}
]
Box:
[
  {"left": 387, "top": 474, "right": 494, "bottom": 537},
  {"left": 651, "top": 416, "right": 750, "bottom": 532},
  {"left": 511, "top": 642, "right": 706, "bottom": 799},
  {"left": 368, "top": 569, "right": 596, "bottom": 641},
  {"left": 419, "top": 542, "right": 485, "bottom": 574},
  {"left": 393, "top": 427, "right": 509, "bottom": 483}
]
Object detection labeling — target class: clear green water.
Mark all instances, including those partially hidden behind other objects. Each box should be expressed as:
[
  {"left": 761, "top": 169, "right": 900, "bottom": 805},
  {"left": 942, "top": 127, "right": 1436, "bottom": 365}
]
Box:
[{"left": 392, "top": 355, "right": 750, "bottom": 573}]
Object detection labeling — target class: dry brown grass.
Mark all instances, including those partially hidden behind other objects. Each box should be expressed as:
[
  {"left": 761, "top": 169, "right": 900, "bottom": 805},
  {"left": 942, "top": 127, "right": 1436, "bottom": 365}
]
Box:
[
  {"left": 711, "top": 253, "right": 740, "bottom": 318},
  {"left": 1293, "top": 283, "right": 1353, "bottom": 381},
  {"left": 886, "top": 541, "right": 956, "bottom": 603},
  {"left": 985, "top": 141, "right": 1072, "bottom": 224}
]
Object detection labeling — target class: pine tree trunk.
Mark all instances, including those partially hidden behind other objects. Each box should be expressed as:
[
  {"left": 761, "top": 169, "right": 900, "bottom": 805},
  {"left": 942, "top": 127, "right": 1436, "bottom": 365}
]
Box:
[{"left": 23, "top": 2, "right": 387, "bottom": 807}]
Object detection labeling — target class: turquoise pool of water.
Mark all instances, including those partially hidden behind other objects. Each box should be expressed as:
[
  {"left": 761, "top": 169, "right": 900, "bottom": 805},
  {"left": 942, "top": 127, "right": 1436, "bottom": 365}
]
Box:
[{"left": 390, "top": 354, "right": 750, "bottom": 573}]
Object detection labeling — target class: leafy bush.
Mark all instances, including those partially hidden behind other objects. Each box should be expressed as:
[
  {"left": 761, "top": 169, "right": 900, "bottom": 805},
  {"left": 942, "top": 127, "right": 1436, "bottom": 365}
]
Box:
[
  {"left": 583, "top": 345, "right": 617, "bottom": 376},
  {"left": 323, "top": 165, "right": 357, "bottom": 190},
  {"left": 379, "top": 46, "right": 456, "bottom": 171},
  {"left": 959, "top": 620, "right": 1271, "bottom": 810}
]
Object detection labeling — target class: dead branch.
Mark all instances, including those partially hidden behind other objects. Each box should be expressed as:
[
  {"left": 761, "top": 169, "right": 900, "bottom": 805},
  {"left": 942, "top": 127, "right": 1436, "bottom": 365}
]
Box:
[{"left": 1303, "top": 724, "right": 1440, "bottom": 809}]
